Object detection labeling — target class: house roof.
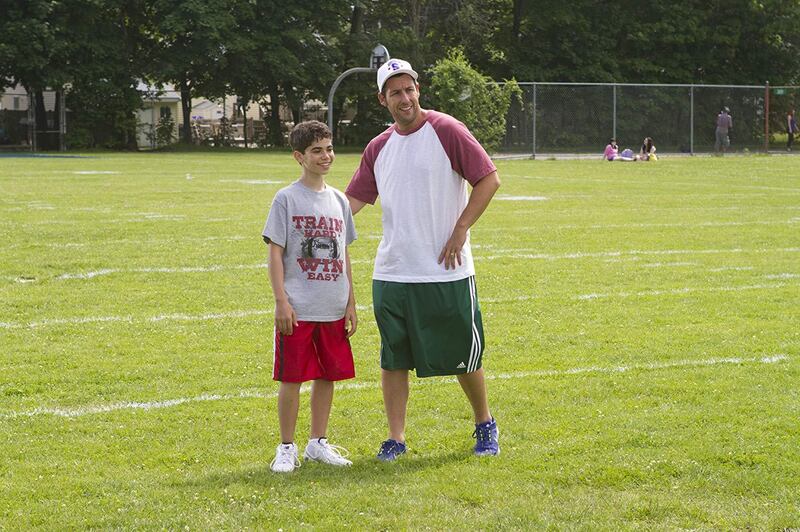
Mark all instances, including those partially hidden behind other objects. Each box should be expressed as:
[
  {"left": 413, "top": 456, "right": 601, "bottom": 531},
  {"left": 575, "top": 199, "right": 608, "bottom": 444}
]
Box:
[{"left": 137, "top": 81, "right": 181, "bottom": 102}]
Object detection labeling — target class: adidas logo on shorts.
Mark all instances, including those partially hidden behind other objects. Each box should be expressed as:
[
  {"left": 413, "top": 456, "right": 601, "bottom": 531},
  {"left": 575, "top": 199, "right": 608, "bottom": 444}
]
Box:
[{"left": 456, "top": 362, "right": 466, "bottom": 369}]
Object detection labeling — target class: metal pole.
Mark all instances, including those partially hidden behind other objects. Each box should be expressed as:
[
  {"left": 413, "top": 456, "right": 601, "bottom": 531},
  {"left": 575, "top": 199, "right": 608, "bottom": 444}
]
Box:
[
  {"left": 764, "top": 81, "right": 770, "bottom": 153},
  {"left": 59, "top": 89, "right": 67, "bottom": 152},
  {"left": 532, "top": 83, "right": 537, "bottom": 159},
  {"left": 27, "top": 90, "right": 36, "bottom": 152},
  {"left": 327, "top": 67, "right": 376, "bottom": 137},
  {"left": 690, "top": 85, "right": 694, "bottom": 155},
  {"left": 612, "top": 84, "right": 617, "bottom": 140}
]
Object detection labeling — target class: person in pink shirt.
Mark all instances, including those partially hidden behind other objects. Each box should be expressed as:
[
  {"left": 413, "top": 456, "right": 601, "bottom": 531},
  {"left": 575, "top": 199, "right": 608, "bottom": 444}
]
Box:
[{"left": 603, "top": 138, "right": 619, "bottom": 160}]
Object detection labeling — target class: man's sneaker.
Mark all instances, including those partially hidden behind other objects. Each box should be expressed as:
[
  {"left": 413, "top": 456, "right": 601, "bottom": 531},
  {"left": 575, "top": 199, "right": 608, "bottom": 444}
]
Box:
[
  {"left": 473, "top": 418, "right": 500, "bottom": 456},
  {"left": 303, "top": 437, "right": 352, "bottom": 466},
  {"left": 270, "top": 443, "right": 300, "bottom": 473},
  {"left": 376, "top": 439, "right": 406, "bottom": 461}
]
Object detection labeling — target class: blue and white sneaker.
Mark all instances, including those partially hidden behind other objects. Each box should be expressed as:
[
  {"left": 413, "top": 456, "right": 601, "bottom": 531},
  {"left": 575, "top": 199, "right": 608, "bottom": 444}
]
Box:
[
  {"left": 376, "top": 439, "right": 407, "bottom": 461},
  {"left": 473, "top": 418, "right": 500, "bottom": 456}
]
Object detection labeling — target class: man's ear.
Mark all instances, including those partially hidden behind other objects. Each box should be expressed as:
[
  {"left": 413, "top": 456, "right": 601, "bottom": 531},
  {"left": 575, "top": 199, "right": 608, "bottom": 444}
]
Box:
[
  {"left": 293, "top": 150, "right": 304, "bottom": 166},
  {"left": 377, "top": 92, "right": 387, "bottom": 108}
]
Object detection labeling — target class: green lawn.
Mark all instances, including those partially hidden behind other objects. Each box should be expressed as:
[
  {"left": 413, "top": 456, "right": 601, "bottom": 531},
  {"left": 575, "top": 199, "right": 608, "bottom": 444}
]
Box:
[{"left": 1, "top": 152, "right": 799, "bottom": 529}]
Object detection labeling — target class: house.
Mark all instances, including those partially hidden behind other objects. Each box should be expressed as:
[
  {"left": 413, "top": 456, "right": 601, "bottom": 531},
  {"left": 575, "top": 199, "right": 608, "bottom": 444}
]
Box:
[{"left": 136, "top": 82, "right": 181, "bottom": 150}]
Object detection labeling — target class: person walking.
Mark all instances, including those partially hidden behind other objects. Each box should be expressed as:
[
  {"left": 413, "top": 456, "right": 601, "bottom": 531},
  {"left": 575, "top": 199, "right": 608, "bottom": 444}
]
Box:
[
  {"left": 345, "top": 58, "right": 501, "bottom": 461},
  {"left": 715, "top": 107, "right": 733, "bottom": 155},
  {"left": 787, "top": 109, "right": 798, "bottom": 151}
]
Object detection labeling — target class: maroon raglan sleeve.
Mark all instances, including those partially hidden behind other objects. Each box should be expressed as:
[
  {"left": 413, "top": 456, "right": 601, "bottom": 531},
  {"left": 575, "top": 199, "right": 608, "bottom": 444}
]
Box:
[
  {"left": 345, "top": 129, "right": 393, "bottom": 204},
  {"left": 428, "top": 111, "right": 497, "bottom": 185}
]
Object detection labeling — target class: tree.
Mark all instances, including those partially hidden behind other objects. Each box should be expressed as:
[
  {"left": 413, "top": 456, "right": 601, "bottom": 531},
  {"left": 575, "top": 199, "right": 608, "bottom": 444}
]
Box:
[
  {"left": 146, "top": 0, "right": 236, "bottom": 143},
  {"left": 0, "top": 0, "right": 148, "bottom": 149},
  {"left": 428, "top": 48, "right": 521, "bottom": 153}
]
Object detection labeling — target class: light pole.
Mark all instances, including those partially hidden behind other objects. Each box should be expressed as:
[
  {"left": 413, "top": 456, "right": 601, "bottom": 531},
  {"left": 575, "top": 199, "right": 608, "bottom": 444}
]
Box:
[{"left": 327, "top": 44, "right": 390, "bottom": 136}]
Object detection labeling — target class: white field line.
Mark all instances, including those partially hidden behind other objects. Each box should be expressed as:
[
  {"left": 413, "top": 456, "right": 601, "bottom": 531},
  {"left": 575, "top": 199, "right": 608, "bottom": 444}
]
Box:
[
  {"left": 72, "top": 171, "right": 120, "bottom": 175},
  {"left": 480, "top": 246, "right": 800, "bottom": 261},
  {"left": 512, "top": 174, "right": 800, "bottom": 193},
  {"left": 3, "top": 282, "right": 796, "bottom": 330},
  {"left": 0, "top": 306, "right": 378, "bottom": 330},
  {"left": 494, "top": 195, "right": 549, "bottom": 201},
  {"left": 574, "top": 282, "right": 796, "bottom": 300},
  {"left": 475, "top": 219, "right": 800, "bottom": 233},
  {"left": 9, "top": 236, "right": 251, "bottom": 250},
  {"left": 41, "top": 246, "right": 800, "bottom": 281},
  {"left": 218, "top": 179, "right": 285, "bottom": 185},
  {"left": 1, "top": 354, "right": 788, "bottom": 419},
  {"left": 641, "top": 262, "right": 698, "bottom": 268},
  {"left": 483, "top": 281, "right": 799, "bottom": 303},
  {"left": 5, "top": 219, "right": 796, "bottom": 249},
  {"left": 57, "top": 264, "right": 269, "bottom": 280}
]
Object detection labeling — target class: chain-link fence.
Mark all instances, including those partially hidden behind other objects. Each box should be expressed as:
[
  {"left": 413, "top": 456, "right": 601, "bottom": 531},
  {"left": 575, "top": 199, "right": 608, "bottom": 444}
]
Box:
[
  {"left": 2, "top": 82, "right": 799, "bottom": 153},
  {"left": 501, "top": 83, "right": 798, "bottom": 156},
  {"left": 0, "top": 87, "right": 67, "bottom": 151}
]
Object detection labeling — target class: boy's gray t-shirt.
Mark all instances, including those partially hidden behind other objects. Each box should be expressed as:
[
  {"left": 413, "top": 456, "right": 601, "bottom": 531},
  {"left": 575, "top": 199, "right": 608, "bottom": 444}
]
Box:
[{"left": 262, "top": 180, "right": 356, "bottom": 321}]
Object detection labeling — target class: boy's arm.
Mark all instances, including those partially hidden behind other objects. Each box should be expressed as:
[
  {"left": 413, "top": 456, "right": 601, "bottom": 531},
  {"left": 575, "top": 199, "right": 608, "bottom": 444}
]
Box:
[
  {"left": 344, "top": 246, "right": 357, "bottom": 338},
  {"left": 268, "top": 242, "right": 298, "bottom": 335}
]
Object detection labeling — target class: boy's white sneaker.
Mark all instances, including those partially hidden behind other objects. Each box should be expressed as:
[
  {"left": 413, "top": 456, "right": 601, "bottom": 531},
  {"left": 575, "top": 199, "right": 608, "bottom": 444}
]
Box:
[
  {"left": 270, "top": 443, "right": 300, "bottom": 473},
  {"left": 303, "top": 437, "right": 352, "bottom": 466}
]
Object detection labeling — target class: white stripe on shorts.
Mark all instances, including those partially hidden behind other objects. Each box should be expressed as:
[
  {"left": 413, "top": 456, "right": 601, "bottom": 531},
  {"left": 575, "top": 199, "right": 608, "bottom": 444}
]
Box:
[{"left": 468, "top": 276, "right": 481, "bottom": 372}]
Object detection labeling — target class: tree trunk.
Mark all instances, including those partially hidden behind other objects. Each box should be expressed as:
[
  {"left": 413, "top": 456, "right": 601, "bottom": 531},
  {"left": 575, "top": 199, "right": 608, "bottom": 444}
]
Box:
[
  {"left": 513, "top": 0, "right": 524, "bottom": 41},
  {"left": 241, "top": 98, "right": 248, "bottom": 148},
  {"left": 268, "top": 83, "right": 283, "bottom": 147},
  {"left": 53, "top": 89, "right": 62, "bottom": 151},
  {"left": 179, "top": 79, "right": 192, "bottom": 143},
  {"left": 34, "top": 91, "right": 50, "bottom": 150},
  {"left": 350, "top": 3, "right": 364, "bottom": 35}
]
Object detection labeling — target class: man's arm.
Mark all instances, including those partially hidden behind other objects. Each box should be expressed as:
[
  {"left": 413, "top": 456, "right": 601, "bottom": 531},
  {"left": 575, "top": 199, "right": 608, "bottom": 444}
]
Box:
[
  {"left": 439, "top": 170, "right": 501, "bottom": 270},
  {"left": 347, "top": 195, "right": 368, "bottom": 215}
]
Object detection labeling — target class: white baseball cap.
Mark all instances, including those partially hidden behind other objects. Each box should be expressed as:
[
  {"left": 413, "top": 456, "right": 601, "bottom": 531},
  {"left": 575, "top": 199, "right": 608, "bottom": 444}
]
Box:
[{"left": 377, "top": 59, "right": 419, "bottom": 93}]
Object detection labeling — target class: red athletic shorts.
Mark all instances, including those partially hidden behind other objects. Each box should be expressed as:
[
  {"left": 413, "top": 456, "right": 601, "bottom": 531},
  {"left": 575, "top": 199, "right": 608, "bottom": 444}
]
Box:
[{"left": 273, "top": 318, "right": 355, "bottom": 383}]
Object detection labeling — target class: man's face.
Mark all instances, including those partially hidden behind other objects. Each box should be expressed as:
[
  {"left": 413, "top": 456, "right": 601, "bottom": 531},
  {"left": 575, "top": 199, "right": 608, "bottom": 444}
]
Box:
[{"left": 378, "top": 74, "right": 421, "bottom": 130}]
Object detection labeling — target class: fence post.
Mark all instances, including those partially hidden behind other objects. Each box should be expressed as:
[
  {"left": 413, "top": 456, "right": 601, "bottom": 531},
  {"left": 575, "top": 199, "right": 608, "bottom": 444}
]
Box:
[
  {"left": 690, "top": 85, "right": 694, "bottom": 155},
  {"left": 27, "top": 89, "right": 37, "bottom": 152},
  {"left": 532, "top": 83, "right": 537, "bottom": 159},
  {"left": 764, "top": 81, "right": 770, "bottom": 153},
  {"left": 59, "top": 89, "right": 67, "bottom": 152},
  {"left": 612, "top": 84, "right": 617, "bottom": 140}
]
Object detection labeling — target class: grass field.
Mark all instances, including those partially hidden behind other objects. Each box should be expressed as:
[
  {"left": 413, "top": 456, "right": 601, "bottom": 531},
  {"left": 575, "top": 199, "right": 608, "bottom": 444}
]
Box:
[{"left": 1, "top": 152, "right": 799, "bottom": 529}]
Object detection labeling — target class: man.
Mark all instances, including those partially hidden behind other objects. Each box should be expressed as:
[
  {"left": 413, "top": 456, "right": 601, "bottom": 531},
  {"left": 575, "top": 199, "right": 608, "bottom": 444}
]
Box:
[
  {"left": 345, "top": 58, "right": 501, "bottom": 461},
  {"left": 787, "top": 109, "right": 798, "bottom": 152},
  {"left": 715, "top": 106, "right": 733, "bottom": 155}
]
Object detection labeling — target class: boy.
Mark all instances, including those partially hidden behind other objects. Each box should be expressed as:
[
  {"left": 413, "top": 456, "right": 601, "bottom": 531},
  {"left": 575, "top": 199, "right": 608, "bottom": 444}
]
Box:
[{"left": 262, "top": 120, "right": 357, "bottom": 473}]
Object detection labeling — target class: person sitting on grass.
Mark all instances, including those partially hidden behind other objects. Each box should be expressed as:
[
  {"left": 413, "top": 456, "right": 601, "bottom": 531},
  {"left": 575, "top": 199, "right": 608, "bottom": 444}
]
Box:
[
  {"left": 639, "top": 137, "right": 658, "bottom": 161},
  {"left": 603, "top": 138, "right": 619, "bottom": 160},
  {"left": 262, "top": 120, "right": 358, "bottom": 473}
]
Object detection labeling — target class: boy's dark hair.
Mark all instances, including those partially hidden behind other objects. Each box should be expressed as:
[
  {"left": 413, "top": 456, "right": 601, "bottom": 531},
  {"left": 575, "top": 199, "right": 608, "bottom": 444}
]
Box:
[{"left": 289, "top": 120, "right": 332, "bottom": 153}]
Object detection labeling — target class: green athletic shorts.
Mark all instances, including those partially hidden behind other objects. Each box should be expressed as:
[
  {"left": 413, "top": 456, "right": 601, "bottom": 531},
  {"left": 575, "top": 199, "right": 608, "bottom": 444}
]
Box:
[{"left": 372, "top": 276, "right": 485, "bottom": 377}]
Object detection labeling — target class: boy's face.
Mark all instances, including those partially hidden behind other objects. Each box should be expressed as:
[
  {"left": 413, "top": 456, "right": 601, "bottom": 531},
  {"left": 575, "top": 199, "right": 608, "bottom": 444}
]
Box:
[{"left": 294, "top": 137, "right": 334, "bottom": 177}]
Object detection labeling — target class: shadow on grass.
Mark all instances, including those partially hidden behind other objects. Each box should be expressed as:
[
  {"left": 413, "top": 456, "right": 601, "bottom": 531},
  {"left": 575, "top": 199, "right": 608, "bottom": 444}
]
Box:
[{"left": 182, "top": 449, "right": 477, "bottom": 489}]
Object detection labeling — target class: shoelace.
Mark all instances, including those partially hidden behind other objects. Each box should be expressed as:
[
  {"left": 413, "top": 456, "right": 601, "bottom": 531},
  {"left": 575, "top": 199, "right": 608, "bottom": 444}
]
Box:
[
  {"left": 473, "top": 425, "right": 495, "bottom": 442},
  {"left": 379, "top": 440, "right": 401, "bottom": 455},
  {"left": 271, "top": 446, "right": 300, "bottom": 468},
  {"left": 319, "top": 441, "right": 351, "bottom": 459}
]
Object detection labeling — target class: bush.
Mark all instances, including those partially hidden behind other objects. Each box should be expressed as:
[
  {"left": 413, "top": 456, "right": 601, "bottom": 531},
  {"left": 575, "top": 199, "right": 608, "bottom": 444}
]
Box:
[{"left": 428, "top": 49, "right": 521, "bottom": 153}]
